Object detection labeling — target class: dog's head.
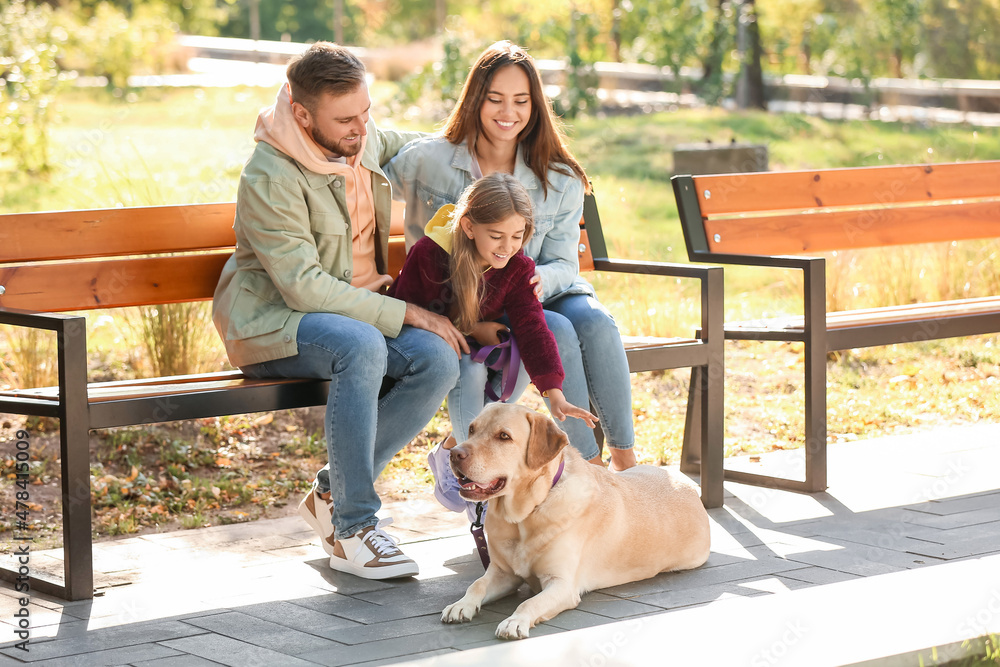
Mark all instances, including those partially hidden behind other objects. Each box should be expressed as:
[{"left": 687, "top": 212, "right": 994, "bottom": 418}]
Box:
[{"left": 448, "top": 403, "right": 569, "bottom": 504}]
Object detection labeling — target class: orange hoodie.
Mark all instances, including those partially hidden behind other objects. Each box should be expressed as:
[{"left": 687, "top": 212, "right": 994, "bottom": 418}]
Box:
[{"left": 253, "top": 83, "right": 389, "bottom": 292}]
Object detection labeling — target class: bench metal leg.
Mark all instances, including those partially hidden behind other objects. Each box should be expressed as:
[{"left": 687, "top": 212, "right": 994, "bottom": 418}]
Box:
[
  {"left": 58, "top": 319, "right": 94, "bottom": 600},
  {"left": 698, "top": 365, "right": 725, "bottom": 509},
  {"left": 0, "top": 316, "right": 94, "bottom": 601},
  {"left": 802, "top": 260, "right": 828, "bottom": 492},
  {"left": 722, "top": 260, "right": 829, "bottom": 494},
  {"left": 680, "top": 371, "right": 701, "bottom": 475}
]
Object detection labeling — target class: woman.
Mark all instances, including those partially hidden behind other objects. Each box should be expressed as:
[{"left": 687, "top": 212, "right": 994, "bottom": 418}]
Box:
[{"left": 386, "top": 40, "right": 636, "bottom": 471}]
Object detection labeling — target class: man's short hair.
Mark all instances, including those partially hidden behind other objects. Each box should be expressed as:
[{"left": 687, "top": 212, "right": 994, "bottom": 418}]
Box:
[{"left": 286, "top": 42, "right": 366, "bottom": 114}]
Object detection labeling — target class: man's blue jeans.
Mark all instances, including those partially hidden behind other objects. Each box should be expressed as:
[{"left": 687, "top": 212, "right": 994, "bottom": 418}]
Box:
[{"left": 240, "top": 312, "right": 459, "bottom": 540}]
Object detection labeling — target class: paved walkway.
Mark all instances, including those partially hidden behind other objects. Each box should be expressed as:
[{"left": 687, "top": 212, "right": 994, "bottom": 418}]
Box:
[{"left": 2, "top": 422, "right": 1000, "bottom": 666}]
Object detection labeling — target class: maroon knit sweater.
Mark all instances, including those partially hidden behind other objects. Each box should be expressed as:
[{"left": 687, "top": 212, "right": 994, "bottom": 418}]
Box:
[{"left": 387, "top": 236, "right": 564, "bottom": 393}]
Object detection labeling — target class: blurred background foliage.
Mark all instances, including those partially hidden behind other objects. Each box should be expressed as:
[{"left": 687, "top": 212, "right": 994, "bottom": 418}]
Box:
[{"left": 3, "top": 0, "right": 1000, "bottom": 173}]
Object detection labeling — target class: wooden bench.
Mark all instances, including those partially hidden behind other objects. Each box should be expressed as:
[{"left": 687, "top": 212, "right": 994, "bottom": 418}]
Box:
[
  {"left": 0, "top": 192, "right": 724, "bottom": 600},
  {"left": 671, "top": 160, "right": 1000, "bottom": 495}
]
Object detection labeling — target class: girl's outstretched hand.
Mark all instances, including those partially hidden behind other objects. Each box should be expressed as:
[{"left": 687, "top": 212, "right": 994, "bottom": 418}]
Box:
[{"left": 544, "top": 388, "right": 598, "bottom": 428}]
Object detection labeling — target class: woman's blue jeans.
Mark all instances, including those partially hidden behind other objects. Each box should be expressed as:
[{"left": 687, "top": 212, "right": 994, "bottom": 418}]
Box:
[
  {"left": 240, "top": 312, "right": 459, "bottom": 539},
  {"left": 543, "top": 293, "right": 635, "bottom": 460}
]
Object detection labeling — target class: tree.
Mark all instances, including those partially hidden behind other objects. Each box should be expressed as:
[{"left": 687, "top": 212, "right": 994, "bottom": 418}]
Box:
[
  {"left": 735, "top": 0, "right": 765, "bottom": 109},
  {"left": 0, "top": 0, "right": 68, "bottom": 174}
]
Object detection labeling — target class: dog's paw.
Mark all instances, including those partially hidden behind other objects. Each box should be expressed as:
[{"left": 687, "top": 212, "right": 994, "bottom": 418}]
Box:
[
  {"left": 495, "top": 615, "right": 531, "bottom": 640},
  {"left": 441, "top": 600, "right": 479, "bottom": 624}
]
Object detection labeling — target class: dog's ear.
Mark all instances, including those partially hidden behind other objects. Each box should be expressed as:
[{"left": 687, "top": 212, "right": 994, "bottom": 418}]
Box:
[{"left": 524, "top": 410, "right": 569, "bottom": 469}]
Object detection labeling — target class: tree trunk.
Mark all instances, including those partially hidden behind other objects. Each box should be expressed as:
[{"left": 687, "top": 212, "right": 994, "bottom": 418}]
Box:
[{"left": 736, "top": 0, "right": 766, "bottom": 109}]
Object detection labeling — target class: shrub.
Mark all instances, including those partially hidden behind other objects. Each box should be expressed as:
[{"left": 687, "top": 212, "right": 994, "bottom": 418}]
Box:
[{"left": 0, "top": 0, "right": 70, "bottom": 174}]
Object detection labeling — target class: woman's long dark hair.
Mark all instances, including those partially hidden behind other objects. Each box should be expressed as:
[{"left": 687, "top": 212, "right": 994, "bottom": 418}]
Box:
[{"left": 442, "top": 41, "right": 589, "bottom": 197}]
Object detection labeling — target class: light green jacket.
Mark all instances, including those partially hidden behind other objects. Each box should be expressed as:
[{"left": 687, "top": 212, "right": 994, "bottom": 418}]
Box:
[{"left": 212, "top": 121, "right": 422, "bottom": 368}]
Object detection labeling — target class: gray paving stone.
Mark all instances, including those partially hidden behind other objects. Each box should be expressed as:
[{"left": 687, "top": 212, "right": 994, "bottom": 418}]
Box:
[
  {"left": 902, "top": 492, "right": 1000, "bottom": 517},
  {"left": 296, "top": 619, "right": 510, "bottom": 665},
  {"left": 6, "top": 643, "right": 182, "bottom": 666},
  {"left": 602, "top": 553, "right": 804, "bottom": 597},
  {"left": 911, "top": 519, "right": 1000, "bottom": 544},
  {"left": 322, "top": 610, "right": 507, "bottom": 646},
  {"left": 293, "top": 595, "right": 428, "bottom": 625},
  {"left": 159, "top": 633, "right": 319, "bottom": 667},
  {"left": 901, "top": 503, "right": 1000, "bottom": 530},
  {"left": 131, "top": 655, "right": 226, "bottom": 667},
  {"left": 237, "top": 600, "right": 363, "bottom": 636},
  {"left": 814, "top": 526, "right": 949, "bottom": 553},
  {"left": 777, "top": 566, "right": 864, "bottom": 586},
  {"left": 629, "top": 582, "right": 758, "bottom": 610},
  {"left": 352, "top": 577, "right": 480, "bottom": 617},
  {"left": 904, "top": 533, "right": 1000, "bottom": 560},
  {"left": 781, "top": 537, "right": 935, "bottom": 576},
  {"left": 5, "top": 617, "right": 90, "bottom": 643},
  {"left": 299, "top": 570, "right": 397, "bottom": 597},
  {"left": 0, "top": 620, "right": 205, "bottom": 662},
  {"left": 184, "top": 611, "right": 343, "bottom": 655},
  {"left": 345, "top": 648, "right": 458, "bottom": 667},
  {"left": 538, "top": 608, "right": 618, "bottom": 631},
  {"left": 575, "top": 592, "right": 665, "bottom": 619}
]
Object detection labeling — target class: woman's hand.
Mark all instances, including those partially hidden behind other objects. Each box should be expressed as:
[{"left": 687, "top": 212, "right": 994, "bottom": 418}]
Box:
[
  {"left": 529, "top": 269, "right": 544, "bottom": 302},
  {"left": 470, "top": 321, "right": 509, "bottom": 346},
  {"left": 544, "top": 388, "right": 598, "bottom": 428}
]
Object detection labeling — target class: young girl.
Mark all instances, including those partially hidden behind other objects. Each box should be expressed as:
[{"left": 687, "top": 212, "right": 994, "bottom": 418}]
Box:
[
  {"left": 387, "top": 41, "right": 638, "bottom": 472},
  {"left": 388, "top": 173, "right": 596, "bottom": 505}
]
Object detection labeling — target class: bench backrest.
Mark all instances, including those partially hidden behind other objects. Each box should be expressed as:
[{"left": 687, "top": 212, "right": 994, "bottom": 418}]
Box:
[
  {"left": 672, "top": 160, "right": 1000, "bottom": 259},
  {"left": 0, "top": 197, "right": 602, "bottom": 313}
]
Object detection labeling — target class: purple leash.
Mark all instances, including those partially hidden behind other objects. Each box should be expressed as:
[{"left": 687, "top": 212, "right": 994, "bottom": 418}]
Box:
[{"left": 469, "top": 329, "right": 521, "bottom": 402}]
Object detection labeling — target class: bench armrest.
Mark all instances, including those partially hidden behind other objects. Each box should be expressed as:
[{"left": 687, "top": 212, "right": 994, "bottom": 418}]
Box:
[
  {"left": 591, "top": 258, "right": 724, "bottom": 345},
  {"left": 685, "top": 252, "right": 821, "bottom": 270},
  {"left": 0, "top": 306, "right": 86, "bottom": 332},
  {"left": 593, "top": 257, "right": 719, "bottom": 279},
  {"left": 0, "top": 307, "right": 89, "bottom": 415}
]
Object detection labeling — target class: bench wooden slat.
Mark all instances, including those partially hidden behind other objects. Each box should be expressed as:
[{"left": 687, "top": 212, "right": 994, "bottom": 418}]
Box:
[
  {"left": 621, "top": 335, "right": 700, "bottom": 349},
  {"left": 2, "top": 371, "right": 321, "bottom": 404},
  {"left": 0, "top": 253, "right": 230, "bottom": 312},
  {"left": 693, "top": 160, "right": 1000, "bottom": 216},
  {"left": 1, "top": 204, "right": 238, "bottom": 262},
  {"left": 726, "top": 296, "right": 1000, "bottom": 332},
  {"left": 704, "top": 199, "right": 1000, "bottom": 255}
]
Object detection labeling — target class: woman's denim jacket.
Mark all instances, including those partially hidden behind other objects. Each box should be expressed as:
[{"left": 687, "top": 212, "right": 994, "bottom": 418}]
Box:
[{"left": 385, "top": 136, "right": 596, "bottom": 303}]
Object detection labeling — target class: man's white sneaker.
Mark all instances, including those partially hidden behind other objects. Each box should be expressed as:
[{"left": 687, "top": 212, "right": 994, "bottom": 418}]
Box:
[
  {"left": 297, "top": 480, "right": 336, "bottom": 556},
  {"left": 329, "top": 518, "right": 419, "bottom": 580}
]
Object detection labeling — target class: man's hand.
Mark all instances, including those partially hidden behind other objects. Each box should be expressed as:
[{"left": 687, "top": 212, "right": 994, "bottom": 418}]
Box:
[
  {"left": 529, "top": 269, "right": 544, "bottom": 302},
  {"left": 544, "top": 388, "right": 598, "bottom": 427},
  {"left": 470, "top": 321, "right": 508, "bottom": 347},
  {"left": 403, "top": 303, "right": 470, "bottom": 356}
]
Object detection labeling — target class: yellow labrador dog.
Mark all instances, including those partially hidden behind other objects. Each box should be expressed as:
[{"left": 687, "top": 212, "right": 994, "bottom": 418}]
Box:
[{"left": 442, "top": 403, "right": 710, "bottom": 640}]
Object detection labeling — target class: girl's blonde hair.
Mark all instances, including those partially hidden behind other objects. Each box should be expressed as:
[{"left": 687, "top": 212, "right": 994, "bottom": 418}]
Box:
[{"left": 449, "top": 172, "right": 535, "bottom": 334}]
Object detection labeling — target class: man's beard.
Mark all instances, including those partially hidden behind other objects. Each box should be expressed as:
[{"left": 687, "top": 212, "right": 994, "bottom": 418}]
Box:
[{"left": 310, "top": 126, "right": 363, "bottom": 158}]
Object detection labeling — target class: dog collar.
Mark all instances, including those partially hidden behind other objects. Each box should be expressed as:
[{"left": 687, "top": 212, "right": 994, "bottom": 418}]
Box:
[{"left": 551, "top": 458, "right": 565, "bottom": 487}]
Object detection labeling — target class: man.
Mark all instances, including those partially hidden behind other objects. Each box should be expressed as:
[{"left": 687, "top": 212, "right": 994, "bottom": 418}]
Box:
[{"left": 213, "top": 42, "right": 467, "bottom": 579}]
